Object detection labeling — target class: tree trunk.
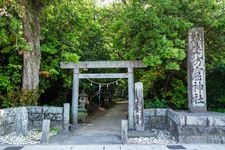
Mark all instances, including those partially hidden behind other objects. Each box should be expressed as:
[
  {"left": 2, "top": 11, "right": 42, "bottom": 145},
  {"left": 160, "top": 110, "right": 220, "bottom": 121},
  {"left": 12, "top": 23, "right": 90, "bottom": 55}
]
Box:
[{"left": 18, "top": 0, "right": 41, "bottom": 90}]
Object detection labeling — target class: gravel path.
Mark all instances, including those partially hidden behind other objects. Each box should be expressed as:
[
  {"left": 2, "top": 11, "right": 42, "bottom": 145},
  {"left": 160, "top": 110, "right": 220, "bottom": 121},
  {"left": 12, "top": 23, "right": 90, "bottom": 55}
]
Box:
[{"left": 50, "top": 103, "right": 177, "bottom": 144}]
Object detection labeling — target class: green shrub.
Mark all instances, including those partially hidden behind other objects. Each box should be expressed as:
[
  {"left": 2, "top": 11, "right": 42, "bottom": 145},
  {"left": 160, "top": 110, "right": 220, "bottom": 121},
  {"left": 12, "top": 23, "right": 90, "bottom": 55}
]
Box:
[
  {"left": 165, "top": 79, "right": 187, "bottom": 109},
  {"left": 144, "top": 98, "right": 168, "bottom": 108},
  {"left": 1, "top": 88, "right": 39, "bottom": 108}
]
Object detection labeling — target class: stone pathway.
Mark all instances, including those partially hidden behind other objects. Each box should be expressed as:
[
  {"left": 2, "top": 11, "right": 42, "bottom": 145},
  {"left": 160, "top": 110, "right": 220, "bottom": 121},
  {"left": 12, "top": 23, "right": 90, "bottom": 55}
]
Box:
[{"left": 49, "top": 102, "right": 128, "bottom": 144}]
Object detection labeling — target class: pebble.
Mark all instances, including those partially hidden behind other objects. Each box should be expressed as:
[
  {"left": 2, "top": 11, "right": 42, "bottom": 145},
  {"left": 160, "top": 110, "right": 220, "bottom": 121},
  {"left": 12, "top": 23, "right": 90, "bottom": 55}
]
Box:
[
  {"left": 128, "top": 129, "right": 177, "bottom": 144},
  {"left": 0, "top": 129, "right": 58, "bottom": 145}
]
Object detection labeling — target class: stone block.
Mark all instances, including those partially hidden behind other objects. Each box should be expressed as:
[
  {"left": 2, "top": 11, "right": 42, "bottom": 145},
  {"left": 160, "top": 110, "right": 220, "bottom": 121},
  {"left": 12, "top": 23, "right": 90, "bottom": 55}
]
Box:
[
  {"left": 4, "top": 116, "right": 15, "bottom": 125},
  {"left": 207, "top": 135, "right": 225, "bottom": 144},
  {"left": 184, "top": 126, "right": 209, "bottom": 136},
  {"left": 4, "top": 124, "right": 15, "bottom": 135},
  {"left": 144, "top": 116, "right": 150, "bottom": 123},
  {"left": 149, "top": 116, "right": 168, "bottom": 129},
  {"left": 54, "top": 114, "right": 63, "bottom": 121},
  {"left": 15, "top": 107, "right": 28, "bottom": 136},
  {"left": 121, "top": 120, "right": 128, "bottom": 144},
  {"left": 177, "top": 126, "right": 186, "bottom": 135},
  {"left": 29, "top": 114, "right": 44, "bottom": 121},
  {"left": 205, "top": 126, "right": 223, "bottom": 135},
  {"left": 27, "top": 106, "right": 43, "bottom": 113},
  {"left": 40, "top": 119, "right": 50, "bottom": 143},
  {"left": 44, "top": 114, "right": 54, "bottom": 120},
  {"left": 5, "top": 108, "right": 16, "bottom": 117},
  {"left": 63, "top": 103, "right": 70, "bottom": 132},
  {"left": 208, "top": 116, "right": 225, "bottom": 127},
  {"left": 144, "top": 109, "right": 155, "bottom": 117},
  {"left": 28, "top": 121, "right": 34, "bottom": 130},
  {"left": 169, "top": 121, "right": 179, "bottom": 139},
  {"left": 33, "top": 121, "right": 43, "bottom": 128},
  {"left": 186, "top": 116, "right": 207, "bottom": 126},
  {"left": 185, "top": 136, "right": 207, "bottom": 143},
  {"left": 0, "top": 126, "right": 5, "bottom": 135},
  {"left": 156, "top": 109, "right": 167, "bottom": 116},
  {"left": 177, "top": 135, "right": 186, "bottom": 143},
  {"left": 167, "top": 110, "right": 185, "bottom": 125},
  {"left": 43, "top": 107, "right": 62, "bottom": 114},
  {"left": 0, "top": 119, "right": 3, "bottom": 126}
]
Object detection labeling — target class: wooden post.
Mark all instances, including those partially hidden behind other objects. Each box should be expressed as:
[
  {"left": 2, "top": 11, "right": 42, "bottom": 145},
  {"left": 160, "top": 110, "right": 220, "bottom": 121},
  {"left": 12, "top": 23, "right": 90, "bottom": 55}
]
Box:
[
  {"left": 135, "top": 82, "right": 144, "bottom": 131},
  {"left": 72, "top": 68, "right": 79, "bottom": 125},
  {"left": 121, "top": 120, "right": 128, "bottom": 144},
  {"left": 40, "top": 119, "right": 50, "bottom": 143},
  {"left": 63, "top": 103, "right": 70, "bottom": 132},
  {"left": 188, "top": 28, "right": 207, "bottom": 112},
  {"left": 128, "top": 67, "right": 135, "bottom": 129}
]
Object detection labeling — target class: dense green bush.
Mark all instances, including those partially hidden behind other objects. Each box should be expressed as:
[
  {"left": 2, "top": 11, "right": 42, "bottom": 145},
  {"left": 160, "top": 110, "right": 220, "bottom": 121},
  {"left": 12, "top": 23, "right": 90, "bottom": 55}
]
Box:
[{"left": 0, "top": 0, "right": 225, "bottom": 111}]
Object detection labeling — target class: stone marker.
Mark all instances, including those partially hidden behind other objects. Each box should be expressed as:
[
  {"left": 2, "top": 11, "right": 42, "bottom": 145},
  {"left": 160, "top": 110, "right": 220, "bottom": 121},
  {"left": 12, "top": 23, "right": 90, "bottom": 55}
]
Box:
[
  {"left": 40, "top": 119, "right": 50, "bottom": 143},
  {"left": 188, "top": 27, "right": 207, "bottom": 112},
  {"left": 121, "top": 120, "right": 128, "bottom": 144},
  {"left": 16, "top": 107, "right": 28, "bottom": 136},
  {"left": 63, "top": 103, "right": 70, "bottom": 132},
  {"left": 135, "top": 82, "right": 145, "bottom": 131}
]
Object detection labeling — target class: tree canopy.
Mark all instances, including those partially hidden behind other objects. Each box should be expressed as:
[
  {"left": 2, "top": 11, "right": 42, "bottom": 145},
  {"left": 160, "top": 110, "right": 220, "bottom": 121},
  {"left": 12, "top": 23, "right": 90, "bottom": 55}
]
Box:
[{"left": 0, "top": 0, "right": 225, "bottom": 111}]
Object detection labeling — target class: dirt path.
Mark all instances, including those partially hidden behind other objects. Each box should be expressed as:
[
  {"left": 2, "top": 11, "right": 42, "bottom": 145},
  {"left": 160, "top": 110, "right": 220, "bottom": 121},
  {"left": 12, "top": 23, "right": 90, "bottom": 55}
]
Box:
[{"left": 50, "top": 102, "right": 128, "bottom": 144}]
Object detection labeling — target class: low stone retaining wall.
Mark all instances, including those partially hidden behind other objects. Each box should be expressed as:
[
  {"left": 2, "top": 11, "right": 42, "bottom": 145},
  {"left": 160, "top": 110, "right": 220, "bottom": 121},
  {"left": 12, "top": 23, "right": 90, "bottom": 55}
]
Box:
[
  {"left": 144, "top": 109, "right": 168, "bottom": 130},
  {"left": 168, "top": 109, "right": 225, "bottom": 143},
  {"left": 27, "top": 106, "right": 63, "bottom": 129},
  {"left": 0, "top": 104, "right": 69, "bottom": 136},
  {"left": 0, "top": 107, "right": 28, "bottom": 136},
  {"left": 144, "top": 108, "right": 225, "bottom": 143}
]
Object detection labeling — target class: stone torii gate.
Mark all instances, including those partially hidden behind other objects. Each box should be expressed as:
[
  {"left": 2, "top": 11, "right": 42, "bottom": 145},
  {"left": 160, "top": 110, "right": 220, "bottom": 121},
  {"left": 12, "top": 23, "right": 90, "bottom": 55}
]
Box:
[{"left": 60, "top": 61, "right": 145, "bottom": 129}]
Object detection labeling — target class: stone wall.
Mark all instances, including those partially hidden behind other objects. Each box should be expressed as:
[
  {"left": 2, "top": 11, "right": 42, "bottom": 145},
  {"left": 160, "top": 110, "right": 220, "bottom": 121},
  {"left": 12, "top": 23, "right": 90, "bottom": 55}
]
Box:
[
  {"left": 0, "top": 107, "right": 28, "bottom": 136},
  {"left": 27, "top": 106, "right": 63, "bottom": 129},
  {"left": 144, "top": 109, "right": 168, "bottom": 130},
  {"left": 144, "top": 108, "right": 225, "bottom": 143},
  {"left": 0, "top": 105, "right": 67, "bottom": 136},
  {"left": 167, "top": 109, "right": 225, "bottom": 143}
]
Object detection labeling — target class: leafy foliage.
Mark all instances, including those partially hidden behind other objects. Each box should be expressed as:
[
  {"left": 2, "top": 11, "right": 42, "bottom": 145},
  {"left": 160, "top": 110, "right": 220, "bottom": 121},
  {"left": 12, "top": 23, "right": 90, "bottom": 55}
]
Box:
[{"left": 0, "top": 0, "right": 225, "bottom": 111}]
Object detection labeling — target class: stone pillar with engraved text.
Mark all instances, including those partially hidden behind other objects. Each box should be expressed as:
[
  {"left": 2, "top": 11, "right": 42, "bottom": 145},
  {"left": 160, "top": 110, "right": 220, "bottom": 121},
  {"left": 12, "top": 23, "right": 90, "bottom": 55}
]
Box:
[{"left": 188, "top": 28, "right": 207, "bottom": 112}]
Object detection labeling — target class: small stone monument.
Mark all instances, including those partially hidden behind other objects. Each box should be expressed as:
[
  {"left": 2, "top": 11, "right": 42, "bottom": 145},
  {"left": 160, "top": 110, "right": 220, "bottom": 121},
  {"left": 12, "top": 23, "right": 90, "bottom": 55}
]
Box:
[
  {"left": 187, "top": 27, "right": 207, "bottom": 112},
  {"left": 121, "top": 120, "right": 128, "bottom": 144},
  {"left": 40, "top": 119, "right": 50, "bottom": 143},
  {"left": 16, "top": 107, "right": 28, "bottom": 136},
  {"left": 135, "top": 82, "right": 144, "bottom": 131},
  {"left": 63, "top": 103, "right": 70, "bottom": 132},
  {"left": 79, "top": 90, "right": 89, "bottom": 110}
]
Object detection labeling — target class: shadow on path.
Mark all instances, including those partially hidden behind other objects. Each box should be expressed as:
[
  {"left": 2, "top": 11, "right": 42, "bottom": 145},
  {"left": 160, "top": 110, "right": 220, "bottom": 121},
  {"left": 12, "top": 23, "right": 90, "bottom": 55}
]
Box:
[{"left": 49, "top": 101, "right": 128, "bottom": 144}]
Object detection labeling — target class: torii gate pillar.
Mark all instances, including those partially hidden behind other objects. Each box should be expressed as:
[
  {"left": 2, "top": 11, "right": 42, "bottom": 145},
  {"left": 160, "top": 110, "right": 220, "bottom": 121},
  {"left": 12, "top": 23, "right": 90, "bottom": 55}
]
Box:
[
  {"left": 72, "top": 68, "right": 79, "bottom": 125},
  {"left": 128, "top": 67, "right": 135, "bottom": 129}
]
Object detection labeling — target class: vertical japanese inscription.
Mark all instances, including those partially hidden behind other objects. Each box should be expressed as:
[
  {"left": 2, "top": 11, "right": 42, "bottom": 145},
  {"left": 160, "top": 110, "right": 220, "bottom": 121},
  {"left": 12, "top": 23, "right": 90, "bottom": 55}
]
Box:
[
  {"left": 188, "top": 28, "right": 207, "bottom": 112},
  {"left": 135, "top": 82, "right": 144, "bottom": 131}
]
